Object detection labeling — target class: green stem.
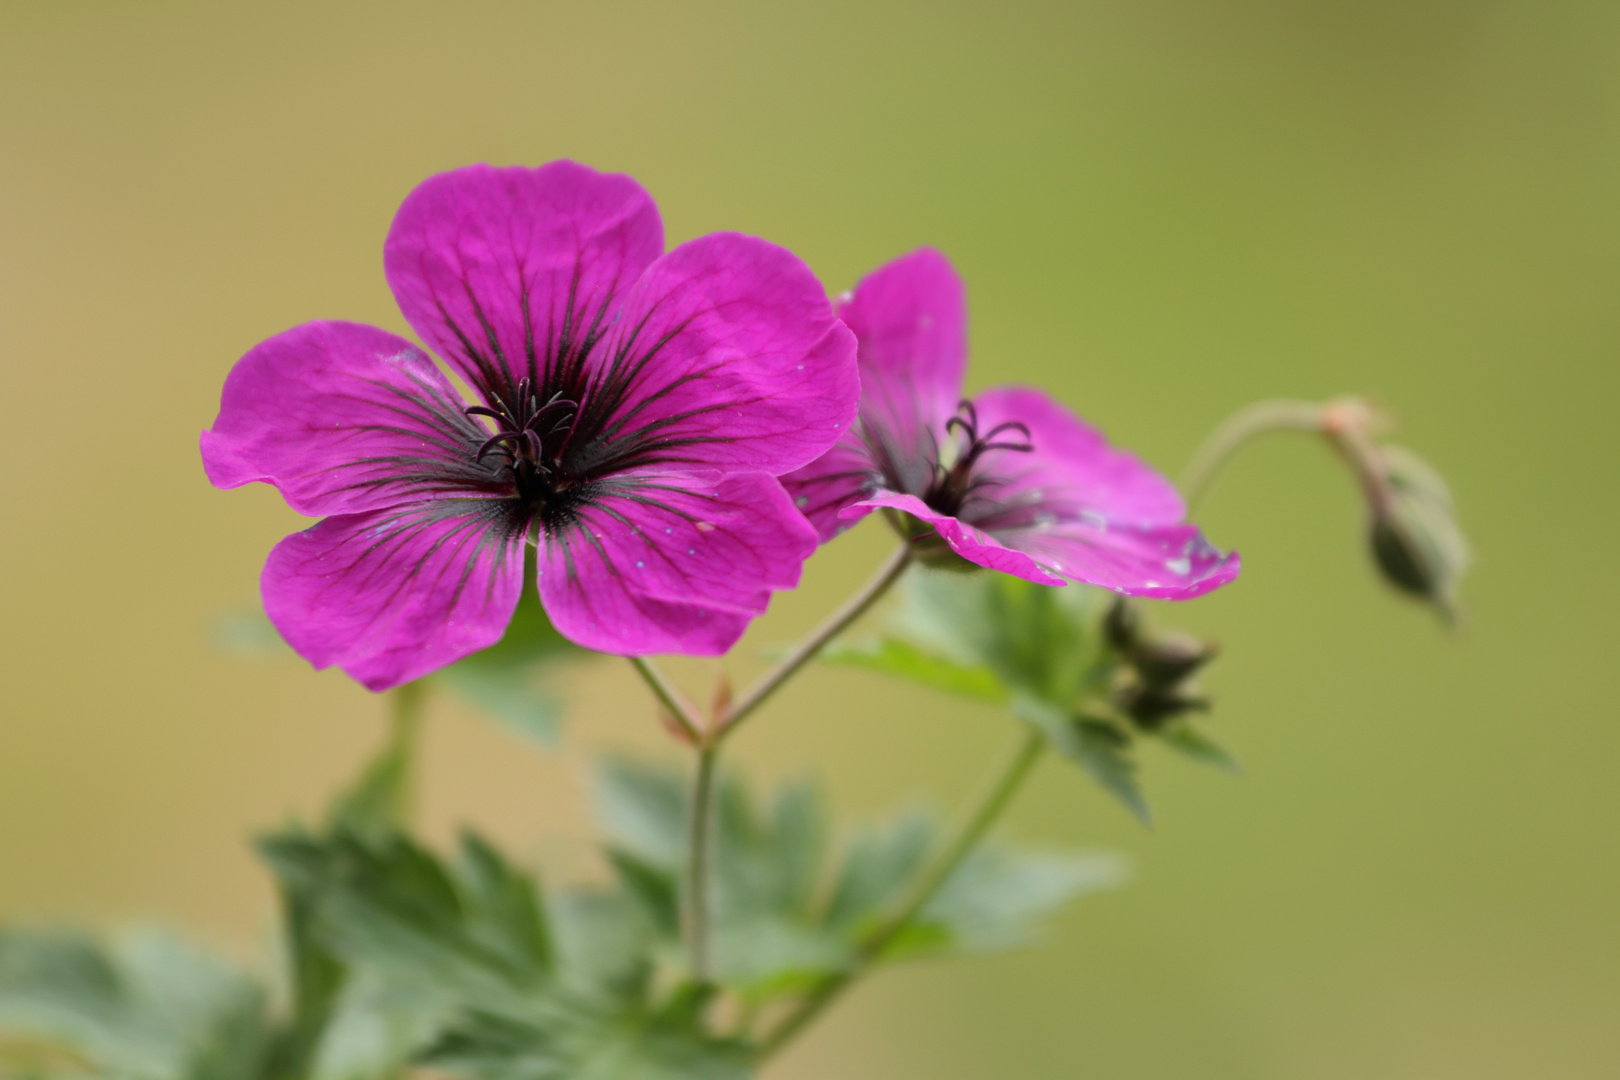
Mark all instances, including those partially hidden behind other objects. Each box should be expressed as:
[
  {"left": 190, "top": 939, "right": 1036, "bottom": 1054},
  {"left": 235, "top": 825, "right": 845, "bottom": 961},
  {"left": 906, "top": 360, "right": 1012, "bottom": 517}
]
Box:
[
  {"left": 719, "top": 544, "right": 913, "bottom": 739},
  {"left": 388, "top": 680, "right": 426, "bottom": 822},
  {"left": 757, "top": 728, "right": 1048, "bottom": 1060},
  {"left": 686, "top": 743, "right": 720, "bottom": 982},
  {"left": 628, "top": 655, "right": 706, "bottom": 744},
  {"left": 1179, "top": 399, "right": 1327, "bottom": 512}
]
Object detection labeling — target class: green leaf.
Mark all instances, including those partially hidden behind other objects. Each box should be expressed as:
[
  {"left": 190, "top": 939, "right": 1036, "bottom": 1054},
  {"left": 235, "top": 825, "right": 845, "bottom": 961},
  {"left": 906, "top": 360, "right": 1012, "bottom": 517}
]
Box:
[
  {"left": 1018, "top": 700, "right": 1152, "bottom": 825},
  {"left": 829, "top": 569, "right": 1117, "bottom": 710},
  {"left": 457, "top": 831, "right": 556, "bottom": 975},
  {"left": 915, "top": 847, "right": 1127, "bottom": 953},
  {"left": 430, "top": 586, "right": 588, "bottom": 746},
  {"left": 819, "top": 637, "right": 1007, "bottom": 703},
  {"left": 0, "top": 928, "right": 269, "bottom": 1080},
  {"left": 594, "top": 760, "right": 689, "bottom": 873},
  {"left": 821, "top": 814, "right": 935, "bottom": 935},
  {"left": 1157, "top": 723, "right": 1243, "bottom": 775}
]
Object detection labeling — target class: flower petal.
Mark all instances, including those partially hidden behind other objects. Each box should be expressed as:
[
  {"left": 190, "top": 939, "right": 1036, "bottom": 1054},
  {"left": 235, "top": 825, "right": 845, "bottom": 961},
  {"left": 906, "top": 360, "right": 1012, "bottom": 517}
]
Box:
[
  {"left": 842, "top": 248, "right": 968, "bottom": 476},
  {"left": 962, "top": 387, "right": 1187, "bottom": 528},
  {"left": 849, "top": 491, "right": 1240, "bottom": 599},
  {"left": 538, "top": 471, "right": 817, "bottom": 655},
  {"left": 262, "top": 500, "right": 528, "bottom": 691},
  {"left": 850, "top": 491, "right": 1066, "bottom": 586},
  {"left": 201, "top": 321, "right": 501, "bottom": 516},
  {"left": 1005, "top": 521, "right": 1241, "bottom": 600},
  {"left": 780, "top": 439, "right": 879, "bottom": 541},
  {"left": 572, "top": 232, "right": 859, "bottom": 477},
  {"left": 385, "top": 162, "right": 663, "bottom": 399}
]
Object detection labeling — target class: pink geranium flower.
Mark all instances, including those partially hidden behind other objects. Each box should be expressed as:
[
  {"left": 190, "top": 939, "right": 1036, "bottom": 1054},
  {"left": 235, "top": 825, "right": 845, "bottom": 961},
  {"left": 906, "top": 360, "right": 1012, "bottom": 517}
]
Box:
[
  {"left": 203, "top": 163, "right": 857, "bottom": 690},
  {"left": 784, "top": 249, "right": 1238, "bottom": 598}
]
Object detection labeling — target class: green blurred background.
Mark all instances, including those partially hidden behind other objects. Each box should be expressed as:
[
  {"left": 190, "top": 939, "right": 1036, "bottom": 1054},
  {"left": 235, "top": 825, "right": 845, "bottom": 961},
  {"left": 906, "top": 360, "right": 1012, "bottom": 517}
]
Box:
[{"left": 2, "top": 1, "right": 1616, "bottom": 1076}]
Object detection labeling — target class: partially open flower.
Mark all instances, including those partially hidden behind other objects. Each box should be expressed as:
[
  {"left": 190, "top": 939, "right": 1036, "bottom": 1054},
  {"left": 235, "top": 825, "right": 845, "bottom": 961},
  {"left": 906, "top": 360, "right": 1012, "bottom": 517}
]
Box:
[
  {"left": 202, "top": 162, "right": 858, "bottom": 690},
  {"left": 784, "top": 250, "right": 1240, "bottom": 600}
]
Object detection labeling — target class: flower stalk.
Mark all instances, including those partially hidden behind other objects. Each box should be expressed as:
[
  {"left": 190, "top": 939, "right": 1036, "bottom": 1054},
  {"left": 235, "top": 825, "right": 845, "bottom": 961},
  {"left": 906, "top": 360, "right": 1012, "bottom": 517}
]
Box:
[
  {"left": 758, "top": 727, "right": 1048, "bottom": 1059},
  {"left": 719, "top": 543, "right": 914, "bottom": 738}
]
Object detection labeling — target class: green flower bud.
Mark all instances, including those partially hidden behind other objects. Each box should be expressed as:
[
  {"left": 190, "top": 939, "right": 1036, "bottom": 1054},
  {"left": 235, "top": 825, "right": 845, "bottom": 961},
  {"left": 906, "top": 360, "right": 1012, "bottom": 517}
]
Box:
[
  {"left": 1130, "top": 632, "right": 1218, "bottom": 690},
  {"left": 1367, "top": 444, "right": 1471, "bottom": 623},
  {"left": 1114, "top": 683, "right": 1210, "bottom": 730}
]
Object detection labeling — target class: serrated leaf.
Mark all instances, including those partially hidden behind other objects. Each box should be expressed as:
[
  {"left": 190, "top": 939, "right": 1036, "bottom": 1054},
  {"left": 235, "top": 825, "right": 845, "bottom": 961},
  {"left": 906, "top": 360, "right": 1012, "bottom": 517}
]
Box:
[
  {"left": 458, "top": 832, "right": 556, "bottom": 975},
  {"left": 916, "top": 848, "right": 1127, "bottom": 953},
  {"left": 594, "top": 760, "right": 689, "bottom": 873},
  {"left": 821, "top": 814, "right": 935, "bottom": 934},
  {"left": 1017, "top": 700, "right": 1151, "bottom": 825},
  {"left": 820, "top": 637, "right": 1007, "bottom": 702},
  {"left": 1157, "top": 724, "right": 1243, "bottom": 774},
  {"left": 832, "top": 570, "right": 1117, "bottom": 711},
  {"left": 0, "top": 928, "right": 268, "bottom": 1080}
]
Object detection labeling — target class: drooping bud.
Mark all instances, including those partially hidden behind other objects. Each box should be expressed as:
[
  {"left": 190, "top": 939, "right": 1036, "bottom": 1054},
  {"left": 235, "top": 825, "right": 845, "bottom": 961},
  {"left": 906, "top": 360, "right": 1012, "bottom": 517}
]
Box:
[
  {"left": 1129, "top": 632, "right": 1218, "bottom": 689},
  {"left": 1318, "top": 404, "right": 1471, "bottom": 626},
  {"left": 1361, "top": 444, "right": 1471, "bottom": 624}
]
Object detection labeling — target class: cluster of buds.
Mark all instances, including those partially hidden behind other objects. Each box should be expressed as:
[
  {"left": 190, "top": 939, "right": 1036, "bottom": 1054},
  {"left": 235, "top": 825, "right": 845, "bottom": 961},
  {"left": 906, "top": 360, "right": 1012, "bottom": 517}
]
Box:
[
  {"left": 1103, "top": 599, "right": 1219, "bottom": 731},
  {"left": 1320, "top": 399, "right": 1472, "bottom": 625}
]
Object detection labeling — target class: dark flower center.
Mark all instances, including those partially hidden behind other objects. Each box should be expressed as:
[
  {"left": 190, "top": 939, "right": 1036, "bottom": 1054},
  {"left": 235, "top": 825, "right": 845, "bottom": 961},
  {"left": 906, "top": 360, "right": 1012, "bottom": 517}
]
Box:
[
  {"left": 921, "top": 400, "right": 1035, "bottom": 518},
  {"left": 464, "top": 376, "right": 582, "bottom": 513}
]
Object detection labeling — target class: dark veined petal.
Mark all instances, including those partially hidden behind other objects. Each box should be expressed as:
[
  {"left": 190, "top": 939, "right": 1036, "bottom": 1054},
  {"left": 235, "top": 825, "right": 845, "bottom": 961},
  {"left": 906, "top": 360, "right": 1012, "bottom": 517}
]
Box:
[
  {"left": 964, "top": 387, "right": 1186, "bottom": 527},
  {"left": 839, "top": 247, "right": 968, "bottom": 480},
  {"left": 262, "top": 500, "right": 528, "bottom": 691},
  {"left": 572, "top": 231, "right": 859, "bottom": 477},
  {"left": 201, "top": 321, "right": 499, "bottom": 516},
  {"left": 384, "top": 162, "right": 663, "bottom": 399},
  {"left": 852, "top": 491, "right": 1067, "bottom": 585},
  {"left": 779, "top": 438, "right": 880, "bottom": 541},
  {"left": 780, "top": 248, "right": 967, "bottom": 538},
  {"left": 537, "top": 470, "right": 818, "bottom": 655},
  {"left": 1003, "top": 519, "right": 1241, "bottom": 600}
]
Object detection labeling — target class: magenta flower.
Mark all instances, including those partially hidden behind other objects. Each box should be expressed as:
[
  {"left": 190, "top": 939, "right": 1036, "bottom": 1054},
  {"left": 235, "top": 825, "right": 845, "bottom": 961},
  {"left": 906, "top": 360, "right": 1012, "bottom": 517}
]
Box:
[
  {"left": 202, "top": 163, "right": 857, "bottom": 690},
  {"left": 783, "top": 249, "right": 1239, "bottom": 598}
]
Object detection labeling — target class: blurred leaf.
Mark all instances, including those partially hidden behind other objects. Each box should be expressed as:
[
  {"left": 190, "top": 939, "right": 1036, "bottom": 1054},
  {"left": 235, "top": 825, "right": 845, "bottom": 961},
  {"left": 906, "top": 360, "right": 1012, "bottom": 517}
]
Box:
[
  {"left": 430, "top": 587, "right": 588, "bottom": 746},
  {"left": 0, "top": 928, "right": 268, "bottom": 1080},
  {"left": 1157, "top": 724, "right": 1243, "bottom": 775},
  {"left": 912, "top": 848, "right": 1127, "bottom": 954},
  {"left": 821, "top": 814, "right": 934, "bottom": 936},
  {"left": 594, "top": 760, "right": 689, "bottom": 873},
  {"left": 1018, "top": 700, "right": 1151, "bottom": 825},
  {"left": 828, "top": 569, "right": 1117, "bottom": 713},
  {"left": 820, "top": 638, "right": 1006, "bottom": 703},
  {"left": 421, "top": 1008, "right": 753, "bottom": 1080}
]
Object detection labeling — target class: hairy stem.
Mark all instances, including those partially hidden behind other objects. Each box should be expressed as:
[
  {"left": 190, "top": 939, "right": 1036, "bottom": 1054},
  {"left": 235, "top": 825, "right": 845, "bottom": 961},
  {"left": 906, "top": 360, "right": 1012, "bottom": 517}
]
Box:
[
  {"left": 1179, "top": 398, "right": 1328, "bottom": 512},
  {"left": 757, "top": 728, "right": 1048, "bottom": 1060},
  {"left": 686, "top": 743, "right": 720, "bottom": 982},
  {"left": 720, "top": 544, "right": 913, "bottom": 738}
]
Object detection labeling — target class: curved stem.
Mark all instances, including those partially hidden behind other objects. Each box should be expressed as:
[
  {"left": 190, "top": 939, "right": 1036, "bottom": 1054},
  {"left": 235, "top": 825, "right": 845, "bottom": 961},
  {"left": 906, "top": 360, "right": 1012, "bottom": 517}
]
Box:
[
  {"left": 720, "top": 544, "right": 913, "bottom": 739},
  {"left": 757, "top": 728, "right": 1048, "bottom": 1060},
  {"left": 1179, "top": 399, "right": 1327, "bottom": 512}
]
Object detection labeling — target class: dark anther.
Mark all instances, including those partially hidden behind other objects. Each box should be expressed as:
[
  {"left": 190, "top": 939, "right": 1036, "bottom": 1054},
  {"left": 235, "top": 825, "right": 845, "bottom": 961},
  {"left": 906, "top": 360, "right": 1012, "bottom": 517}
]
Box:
[{"left": 924, "top": 400, "right": 1038, "bottom": 517}]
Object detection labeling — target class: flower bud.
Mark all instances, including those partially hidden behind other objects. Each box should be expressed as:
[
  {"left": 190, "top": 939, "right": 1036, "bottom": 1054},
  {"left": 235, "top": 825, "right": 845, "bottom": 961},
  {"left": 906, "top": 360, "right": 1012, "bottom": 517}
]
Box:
[
  {"left": 1113, "top": 683, "right": 1210, "bottom": 730},
  {"left": 1130, "top": 632, "right": 1218, "bottom": 689},
  {"left": 1367, "top": 444, "right": 1471, "bottom": 623}
]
